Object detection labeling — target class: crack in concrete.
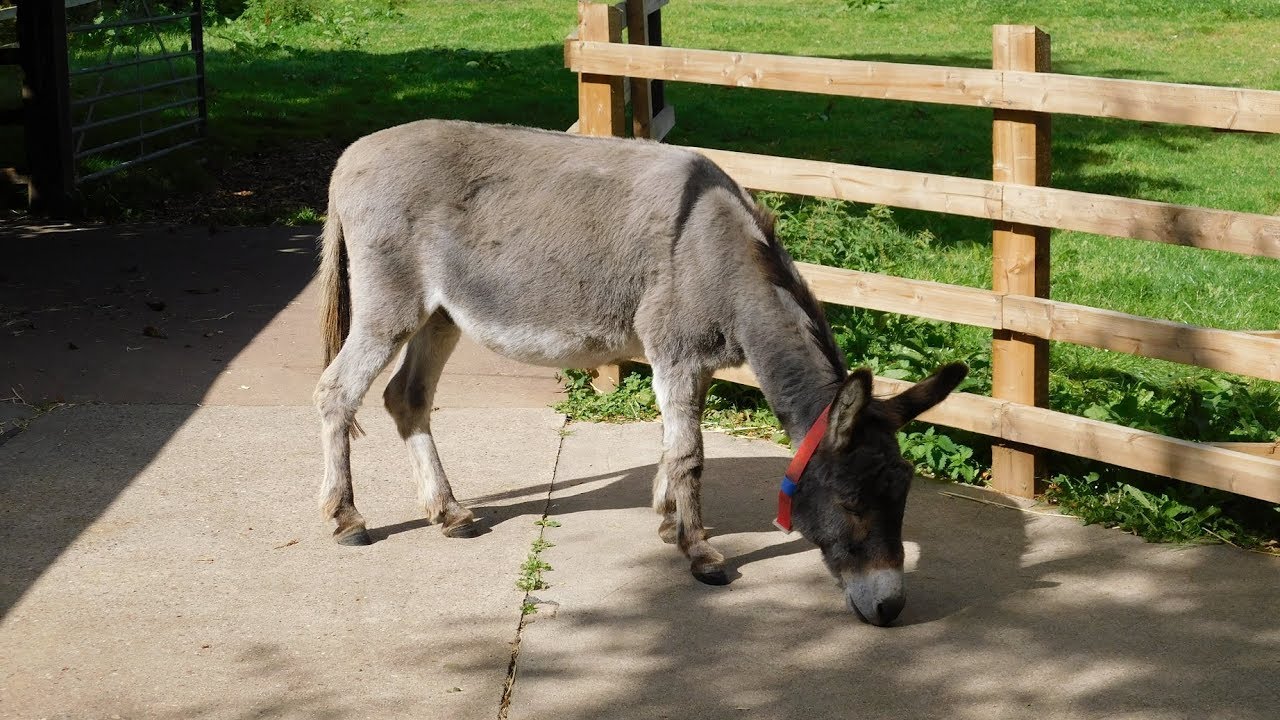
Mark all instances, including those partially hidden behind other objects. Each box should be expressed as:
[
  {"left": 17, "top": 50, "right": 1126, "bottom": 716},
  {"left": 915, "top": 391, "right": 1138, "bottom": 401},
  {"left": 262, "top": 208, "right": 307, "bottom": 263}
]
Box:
[{"left": 496, "top": 416, "right": 568, "bottom": 720}]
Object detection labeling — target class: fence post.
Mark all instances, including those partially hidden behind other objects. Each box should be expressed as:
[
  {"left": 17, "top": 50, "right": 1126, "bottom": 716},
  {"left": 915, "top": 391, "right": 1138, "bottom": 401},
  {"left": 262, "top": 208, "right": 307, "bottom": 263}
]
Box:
[
  {"left": 19, "top": 0, "right": 75, "bottom": 213},
  {"left": 577, "top": 2, "right": 626, "bottom": 391},
  {"left": 626, "top": 0, "right": 674, "bottom": 140},
  {"left": 991, "top": 25, "right": 1051, "bottom": 498},
  {"left": 577, "top": 2, "right": 625, "bottom": 138}
]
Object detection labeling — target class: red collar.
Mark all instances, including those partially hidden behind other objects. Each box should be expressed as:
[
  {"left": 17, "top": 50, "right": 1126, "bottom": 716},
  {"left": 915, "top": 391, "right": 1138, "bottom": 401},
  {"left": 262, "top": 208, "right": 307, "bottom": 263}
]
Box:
[{"left": 774, "top": 404, "right": 831, "bottom": 534}]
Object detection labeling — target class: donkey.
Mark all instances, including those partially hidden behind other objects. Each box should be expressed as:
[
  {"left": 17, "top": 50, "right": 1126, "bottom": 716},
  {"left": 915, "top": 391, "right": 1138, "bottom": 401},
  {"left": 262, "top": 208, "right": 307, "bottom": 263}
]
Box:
[{"left": 314, "top": 120, "right": 967, "bottom": 625}]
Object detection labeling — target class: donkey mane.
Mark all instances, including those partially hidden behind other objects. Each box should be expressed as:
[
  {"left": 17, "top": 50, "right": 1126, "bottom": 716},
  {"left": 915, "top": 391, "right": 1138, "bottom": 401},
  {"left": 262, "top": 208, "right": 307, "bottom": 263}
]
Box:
[{"left": 748, "top": 210, "right": 847, "bottom": 381}]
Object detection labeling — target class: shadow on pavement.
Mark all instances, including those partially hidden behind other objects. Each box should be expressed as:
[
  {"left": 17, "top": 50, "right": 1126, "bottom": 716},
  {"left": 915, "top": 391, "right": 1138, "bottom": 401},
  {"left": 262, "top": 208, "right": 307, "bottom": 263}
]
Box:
[{"left": 0, "top": 223, "right": 320, "bottom": 616}]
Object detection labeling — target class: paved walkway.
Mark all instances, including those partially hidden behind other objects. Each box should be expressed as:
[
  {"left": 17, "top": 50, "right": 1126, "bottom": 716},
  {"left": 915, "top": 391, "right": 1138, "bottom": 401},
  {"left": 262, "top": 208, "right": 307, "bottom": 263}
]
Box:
[{"left": 2, "top": 225, "right": 1277, "bottom": 719}]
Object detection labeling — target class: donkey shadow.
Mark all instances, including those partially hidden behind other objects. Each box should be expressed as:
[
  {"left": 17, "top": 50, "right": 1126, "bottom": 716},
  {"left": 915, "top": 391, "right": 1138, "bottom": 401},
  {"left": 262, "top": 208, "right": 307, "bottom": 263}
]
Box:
[{"left": 372, "top": 448, "right": 1041, "bottom": 627}]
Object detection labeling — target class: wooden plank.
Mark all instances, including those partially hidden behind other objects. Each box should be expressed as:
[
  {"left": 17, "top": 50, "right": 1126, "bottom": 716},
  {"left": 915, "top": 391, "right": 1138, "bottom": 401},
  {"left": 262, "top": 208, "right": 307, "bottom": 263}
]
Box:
[
  {"left": 639, "top": 356, "right": 1280, "bottom": 503},
  {"left": 565, "top": 40, "right": 1280, "bottom": 133},
  {"left": 872, "top": 377, "right": 1280, "bottom": 504},
  {"left": 798, "top": 264, "right": 1280, "bottom": 382},
  {"left": 1004, "top": 69, "right": 1280, "bottom": 134},
  {"left": 566, "top": 40, "right": 1006, "bottom": 108},
  {"left": 795, "top": 262, "right": 1003, "bottom": 328},
  {"left": 590, "top": 363, "right": 624, "bottom": 393},
  {"left": 576, "top": 3, "right": 624, "bottom": 138},
  {"left": 1002, "top": 296, "right": 1280, "bottom": 382},
  {"left": 686, "top": 146, "right": 1280, "bottom": 259},
  {"left": 1209, "top": 442, "right": 1280, "bottom": 459},
  {"left": 990, "top": 25, "right": 1051, "bottom": 498},
  {"left": 577, "top": 2, "right": 626, "bottom": 388},
  {"left": 649, "top": 103, "right": 676, "bottom": 142},
  {"left": 1004, "top": 185, "right": 1280, "bottom": 259},
  {"left": 625, "top": 0, "right": 671, "bottom": 140},
  {"left": 691, "top": 146, "right": 1003, "bottom": 219}
]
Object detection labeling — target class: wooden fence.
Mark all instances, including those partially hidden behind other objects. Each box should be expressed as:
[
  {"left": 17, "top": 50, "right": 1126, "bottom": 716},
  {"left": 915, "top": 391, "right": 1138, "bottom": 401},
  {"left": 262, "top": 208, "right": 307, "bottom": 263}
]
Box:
[{"left": 566, "top": 1, "right": 1280, "bottom": 504}]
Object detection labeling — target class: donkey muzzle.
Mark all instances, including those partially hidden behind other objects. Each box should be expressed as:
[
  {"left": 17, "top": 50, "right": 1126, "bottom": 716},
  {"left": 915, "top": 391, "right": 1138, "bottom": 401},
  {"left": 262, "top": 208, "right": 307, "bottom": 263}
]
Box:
[{"left": 843, "top": 568, "right": 905, "bottom": 626}]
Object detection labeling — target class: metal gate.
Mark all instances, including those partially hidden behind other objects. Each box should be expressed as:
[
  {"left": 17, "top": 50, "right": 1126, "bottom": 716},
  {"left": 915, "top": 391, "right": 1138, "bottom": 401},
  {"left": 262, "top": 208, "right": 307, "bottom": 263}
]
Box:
[{"left": 5, "top": 0, "right": 206, "bottom": 211}]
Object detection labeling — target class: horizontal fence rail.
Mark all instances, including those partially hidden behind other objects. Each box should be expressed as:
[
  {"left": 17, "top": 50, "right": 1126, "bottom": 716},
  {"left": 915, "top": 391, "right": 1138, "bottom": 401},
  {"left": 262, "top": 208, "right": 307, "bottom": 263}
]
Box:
[
  {"left": 570, "top": 5, "right": 1280, "bottom": 504},
  {"left": 692, "top": 147, "right": 1280, "bottom": 259},
  {"left": 565, "top": 40, "right": 1280, "bottom": 133},
  {"left": 790, "top": 262, "right": 1280, "bottom": 383},
  {"left": 681, "top": 364, "right": 1280, "bottom": 504}
]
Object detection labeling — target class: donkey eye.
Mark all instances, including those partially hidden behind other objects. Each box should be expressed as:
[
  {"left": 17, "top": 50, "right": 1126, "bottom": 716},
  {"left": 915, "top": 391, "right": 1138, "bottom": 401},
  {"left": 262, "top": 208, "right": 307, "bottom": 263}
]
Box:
[{"left": 839, "top": 500, "right": 860, "bottom": 515}]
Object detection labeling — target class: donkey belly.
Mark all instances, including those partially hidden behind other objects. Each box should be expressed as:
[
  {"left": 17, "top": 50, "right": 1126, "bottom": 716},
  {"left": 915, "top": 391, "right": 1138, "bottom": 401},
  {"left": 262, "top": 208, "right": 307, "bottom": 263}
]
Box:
[{"left": 440, "top": 298, "right": 644, "bottom": 369}]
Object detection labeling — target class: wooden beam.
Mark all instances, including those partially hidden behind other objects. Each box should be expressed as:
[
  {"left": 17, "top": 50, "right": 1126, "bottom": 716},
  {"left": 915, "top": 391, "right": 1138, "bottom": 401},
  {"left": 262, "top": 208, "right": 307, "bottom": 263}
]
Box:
[
  {"left": 989, "top": 25, "right": 1051, "bottom": 498},
  {"left": 1001, "top": 296, "right": 1280, "bottom": 382},
  {"left": 634, "top": 356, "right": 1280, "bottom": 503},
  {"left": 1208, "top": 442, "right": 1280, "bottom": 459},
  {"left": 796, "top": 262, "right": 1003, "bottom": 328},
  {"left": 577, "top": 4, "right": 625, "bottom": 138},
  {"left": 791, "top": 264, "right": 1280, "bottom": 383},
  {"left": 873, "top": 377, "right": 1280, "bottom": 504},
  {"left": 567, "top": 40, "right": 1005, "bottom": 110},
  {"left": 577, "top": 3, "right": 626, "bottom": 390},
  {"left": 565, "top": 40, "right": 1280, "bottom": 133},
  {"left": 1004, "top": 185, "right": 1280, "bottom": 259},
  {"left": 649, "top": 104, "right": 676, "bottom": 142},
  {"left": 626, "top": 0, "right": 654, "bottom": 139},
  {"left": 687, "top": 146, "right": 1280, "bottom": 259},
  {"left": 1003, "top": 69, "right": 1280, "bottom": 134}
]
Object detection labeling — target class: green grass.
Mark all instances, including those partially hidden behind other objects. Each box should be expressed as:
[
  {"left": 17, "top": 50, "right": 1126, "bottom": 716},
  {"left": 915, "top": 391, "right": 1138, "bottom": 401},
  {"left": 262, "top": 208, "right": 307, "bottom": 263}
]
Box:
[{"left": 25, "top": 1, "right": 1279, "bottom": 546}]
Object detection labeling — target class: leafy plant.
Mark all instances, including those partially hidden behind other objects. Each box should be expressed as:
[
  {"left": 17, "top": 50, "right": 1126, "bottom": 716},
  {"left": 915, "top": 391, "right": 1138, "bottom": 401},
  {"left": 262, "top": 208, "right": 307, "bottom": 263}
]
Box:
[
  {"left": 899, "top": 426, "right": 981, "bottom": 483},
  {"left": 844, "top": 0, "right": 899, "bottom": 11},
  {"left": 516, "top": 516, "right": 560, "bottom": 593},
  {"left": 515, "top": 554, "right": 552, "bottom": 592},
  {"left": 1046, "top": 473, "right": 1272, "bottom": 547},
  {"left": 554, "top": 370, "right": 658, "bottom": 423}
]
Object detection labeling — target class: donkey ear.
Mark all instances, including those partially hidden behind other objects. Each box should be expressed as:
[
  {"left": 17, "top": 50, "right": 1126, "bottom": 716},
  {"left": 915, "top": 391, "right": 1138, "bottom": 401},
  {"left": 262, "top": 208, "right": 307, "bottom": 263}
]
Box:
[
  {"left": 825, "top": 368, "right": 873, "bottom": 452},
  {"left": 886, "top": 362, "right": 968, "bottom": 428}
]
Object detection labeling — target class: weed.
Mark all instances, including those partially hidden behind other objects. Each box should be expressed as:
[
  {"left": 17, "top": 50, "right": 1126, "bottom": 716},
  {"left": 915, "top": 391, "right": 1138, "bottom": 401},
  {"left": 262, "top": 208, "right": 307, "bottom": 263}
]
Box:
[
  {"left": 553, "top": 370, "right": 657, "bottom": 423},
  {"left": 284, "top": 207, "right": 323, "bottom": 225},
  {"left": 1045, "top": 473, "right": 1275, "bottom": 548},
  {"left": 515, "top": 554, "right": 552, "bottom": 592},
  {"left": 533, "top": 518, "right": 561, "bottom": 528}
]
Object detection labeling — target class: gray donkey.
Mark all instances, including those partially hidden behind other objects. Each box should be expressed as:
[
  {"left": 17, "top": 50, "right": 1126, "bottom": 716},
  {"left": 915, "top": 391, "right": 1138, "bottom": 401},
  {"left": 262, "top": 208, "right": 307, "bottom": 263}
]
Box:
[{"left": 315, "top": 120, "right": 966, "bottom": 626}]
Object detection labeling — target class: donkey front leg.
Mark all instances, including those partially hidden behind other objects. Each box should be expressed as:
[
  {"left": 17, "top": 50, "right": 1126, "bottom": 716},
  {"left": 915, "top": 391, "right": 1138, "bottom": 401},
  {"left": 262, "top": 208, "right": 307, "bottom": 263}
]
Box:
[
  {"left": 651, "top": 365, "right": 727, "bottom": 585},
  {"left": 383, "top": 316, "right": 478, "bottom": 537}
]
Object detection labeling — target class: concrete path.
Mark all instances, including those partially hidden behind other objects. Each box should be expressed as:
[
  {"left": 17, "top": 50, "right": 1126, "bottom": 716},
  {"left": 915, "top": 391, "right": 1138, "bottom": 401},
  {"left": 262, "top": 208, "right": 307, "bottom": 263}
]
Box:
[{"left": 2, "top": 225, "right": 1277, "bottom": 720}]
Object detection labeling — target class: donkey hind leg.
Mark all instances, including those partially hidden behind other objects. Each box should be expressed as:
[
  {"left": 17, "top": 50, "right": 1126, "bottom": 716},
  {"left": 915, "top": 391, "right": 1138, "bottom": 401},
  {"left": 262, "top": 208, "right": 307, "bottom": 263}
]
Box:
[
  {"left": 651, "top": 364, "right": 726, "bottom": 585},
  {"left": 315, "top": 321, "right": 416, "bottom": 546},
  {"left": 383, "top": 315, "right": 478, "bottom": 538}
]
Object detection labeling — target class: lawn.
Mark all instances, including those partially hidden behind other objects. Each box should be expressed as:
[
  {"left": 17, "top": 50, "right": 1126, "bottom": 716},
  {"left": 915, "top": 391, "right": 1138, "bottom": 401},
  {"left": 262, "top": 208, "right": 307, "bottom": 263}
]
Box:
[{"left": 24, "top": 0, "right": 1280, "bottom": 544}]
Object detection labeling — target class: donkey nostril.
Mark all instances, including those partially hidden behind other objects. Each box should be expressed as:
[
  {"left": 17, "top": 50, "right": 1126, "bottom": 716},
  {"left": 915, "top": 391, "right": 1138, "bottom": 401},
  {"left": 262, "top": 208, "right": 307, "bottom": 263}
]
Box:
[{"left": 876, "top": 597, "right": 905, "bottom": 625}]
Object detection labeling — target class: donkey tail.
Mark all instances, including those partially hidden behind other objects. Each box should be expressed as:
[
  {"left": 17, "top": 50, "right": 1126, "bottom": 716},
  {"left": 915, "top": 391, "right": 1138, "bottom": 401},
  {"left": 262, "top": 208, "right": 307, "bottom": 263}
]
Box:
[{"left": 317, "top": 209, "right": 365, "bottom": 438}]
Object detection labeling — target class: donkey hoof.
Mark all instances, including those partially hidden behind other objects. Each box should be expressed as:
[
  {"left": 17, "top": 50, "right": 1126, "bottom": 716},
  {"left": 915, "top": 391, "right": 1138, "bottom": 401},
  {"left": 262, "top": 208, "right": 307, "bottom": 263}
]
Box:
[
  {"left": 335, "top": 527, "right": 372, "bottom": 546},
  {"left": 442, "top": 520, "right": 481, "bottom": 539},
  {"left": 657, "top": 517, "right": 678, "bottom": 544},
  {"left": 691, "top": 563, "right": 730, "bottom": 586}
]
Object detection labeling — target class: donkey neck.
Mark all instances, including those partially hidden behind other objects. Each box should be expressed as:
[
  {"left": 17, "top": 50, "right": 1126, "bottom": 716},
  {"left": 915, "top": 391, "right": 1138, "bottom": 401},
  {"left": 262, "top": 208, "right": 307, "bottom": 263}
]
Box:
[{"left": 739, "top": 320, "right": 844, "bottom": 444}]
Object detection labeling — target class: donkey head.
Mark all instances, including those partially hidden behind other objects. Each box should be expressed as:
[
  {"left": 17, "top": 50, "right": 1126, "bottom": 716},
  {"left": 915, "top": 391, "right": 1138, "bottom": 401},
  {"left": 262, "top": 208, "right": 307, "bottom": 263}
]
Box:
[{"left": 791, "top": 362, "right": 968, "bottom": 626}]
